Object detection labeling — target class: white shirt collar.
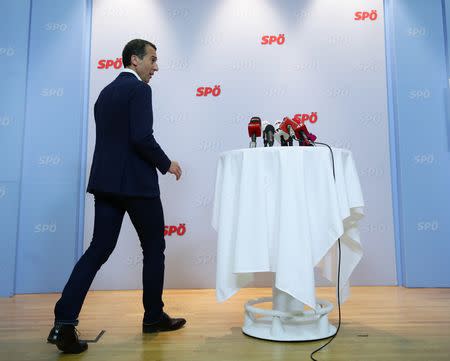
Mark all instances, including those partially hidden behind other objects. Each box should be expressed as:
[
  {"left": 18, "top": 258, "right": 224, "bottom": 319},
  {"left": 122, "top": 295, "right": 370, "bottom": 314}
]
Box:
[{"left": 122, "top": 68, "right": 142, "bottom": 81}]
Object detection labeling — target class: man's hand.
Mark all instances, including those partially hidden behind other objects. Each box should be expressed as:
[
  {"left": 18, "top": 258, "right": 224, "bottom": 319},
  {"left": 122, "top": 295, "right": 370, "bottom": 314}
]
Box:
[{"left": 168, "top": 161, "right": 182, "bottom": 180}]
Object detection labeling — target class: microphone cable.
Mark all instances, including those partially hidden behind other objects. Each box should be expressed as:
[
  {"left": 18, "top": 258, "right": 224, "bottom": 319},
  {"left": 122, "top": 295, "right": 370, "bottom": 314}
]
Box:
[{"left": 309, "top": 141, "right": 342, "bottom": 361}]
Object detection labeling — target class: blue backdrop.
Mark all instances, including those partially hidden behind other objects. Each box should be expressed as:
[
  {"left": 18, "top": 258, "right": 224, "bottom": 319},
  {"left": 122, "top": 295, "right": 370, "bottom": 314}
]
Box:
[
  {"left": 0, "top": 0, "right": 449, "bottom": 296},
  {"left": 386, "top": 0, "right": 450, "bottom": 286},
  {"left": 0, "top": 0, "right": 91, "bottom": 296}
]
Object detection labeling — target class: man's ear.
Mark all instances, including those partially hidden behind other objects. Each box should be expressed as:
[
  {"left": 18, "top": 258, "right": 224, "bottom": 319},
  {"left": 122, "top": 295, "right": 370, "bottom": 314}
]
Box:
[{"left": 131, "top": 54, "right": 139, "bottom": 67}]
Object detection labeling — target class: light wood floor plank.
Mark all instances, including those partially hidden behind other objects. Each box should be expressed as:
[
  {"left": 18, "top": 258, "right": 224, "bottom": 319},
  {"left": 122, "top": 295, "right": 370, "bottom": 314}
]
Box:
[{"left": 1, "top": 287, "right": 449, "bottom": 361}]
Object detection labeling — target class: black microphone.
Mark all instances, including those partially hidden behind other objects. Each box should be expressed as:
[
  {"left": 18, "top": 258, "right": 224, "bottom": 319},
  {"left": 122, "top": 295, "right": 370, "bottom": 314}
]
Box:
[{"left": 262, "top": 121, "right": 275, "bottom": 147}]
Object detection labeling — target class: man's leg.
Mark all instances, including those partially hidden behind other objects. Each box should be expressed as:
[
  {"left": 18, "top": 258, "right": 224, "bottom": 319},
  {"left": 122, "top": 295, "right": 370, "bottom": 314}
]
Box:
[
  {"left": 126, "top": 196, "right": 166, "bottom": 323},
  {"left": 54, "top": 194, "right": 125, "bottom": 324}
]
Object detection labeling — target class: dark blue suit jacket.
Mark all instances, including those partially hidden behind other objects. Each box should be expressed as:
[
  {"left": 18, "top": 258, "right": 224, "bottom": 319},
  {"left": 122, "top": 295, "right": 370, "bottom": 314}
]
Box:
[{"left": 87, "top": 72, "right": 171, "bottom": 198}]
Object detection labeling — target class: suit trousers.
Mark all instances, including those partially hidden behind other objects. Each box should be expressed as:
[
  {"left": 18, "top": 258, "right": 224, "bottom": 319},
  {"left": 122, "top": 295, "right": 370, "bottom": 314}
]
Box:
[{"left": 54, "top": 193, "right": 166, "bottom": 324}]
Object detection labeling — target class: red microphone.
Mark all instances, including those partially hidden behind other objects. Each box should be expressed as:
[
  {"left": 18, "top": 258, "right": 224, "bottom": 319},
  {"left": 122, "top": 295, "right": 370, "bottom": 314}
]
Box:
[
  {"left": 248, "top": 116, "right": 262, "bottom": 148},
  {"left": 291, "top": 115, "right": 316, "bottom": 146},
  {"left": 278, "top": 117, "right": 300, "bottom": 146},
  {"left": 298, "top": 124, "right": 316, "bottom": 146}
]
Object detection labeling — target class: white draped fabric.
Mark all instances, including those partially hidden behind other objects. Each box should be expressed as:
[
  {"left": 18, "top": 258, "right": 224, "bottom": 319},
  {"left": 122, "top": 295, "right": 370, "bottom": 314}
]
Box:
[{"left": 212, "top": 147, "right": 364, "bottom": 309}]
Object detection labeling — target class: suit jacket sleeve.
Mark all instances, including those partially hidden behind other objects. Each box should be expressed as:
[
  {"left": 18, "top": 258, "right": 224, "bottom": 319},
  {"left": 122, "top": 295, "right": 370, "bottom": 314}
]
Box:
[{"left": 129, "top": 82, "right": 171, "bottom": 174}]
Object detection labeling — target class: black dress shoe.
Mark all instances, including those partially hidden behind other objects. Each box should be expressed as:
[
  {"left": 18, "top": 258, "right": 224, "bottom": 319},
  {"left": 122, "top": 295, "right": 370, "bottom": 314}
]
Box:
[
  {"left": 47, "top": 324, "right": 88, "bottom": 354},
  {"left": 142, "top": 312, "right": 186, "bottom": 333}
]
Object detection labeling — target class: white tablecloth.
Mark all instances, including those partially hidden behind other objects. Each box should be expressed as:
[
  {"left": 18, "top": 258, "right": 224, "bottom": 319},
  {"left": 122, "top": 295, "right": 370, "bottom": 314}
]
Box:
[{"left": 212, "top": 147, "right": 364, "bottom": 310}]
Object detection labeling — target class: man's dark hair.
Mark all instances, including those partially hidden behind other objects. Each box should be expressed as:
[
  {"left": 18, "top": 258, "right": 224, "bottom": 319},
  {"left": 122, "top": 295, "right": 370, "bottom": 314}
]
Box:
[{"left": 122, "top": 39, "right": 157, "bottom": 68}]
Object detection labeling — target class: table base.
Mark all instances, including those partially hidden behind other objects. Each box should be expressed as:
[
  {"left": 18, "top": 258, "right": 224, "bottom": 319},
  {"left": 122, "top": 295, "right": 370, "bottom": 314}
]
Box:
[{"left": 242, "top": 288, "right": 336, "bottom": 341}]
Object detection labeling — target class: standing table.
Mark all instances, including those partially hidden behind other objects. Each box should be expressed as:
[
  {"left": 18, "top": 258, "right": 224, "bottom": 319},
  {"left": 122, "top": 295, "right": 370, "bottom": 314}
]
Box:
[{"left": 212, "top": 147, "right": 364, "bottom": 341}]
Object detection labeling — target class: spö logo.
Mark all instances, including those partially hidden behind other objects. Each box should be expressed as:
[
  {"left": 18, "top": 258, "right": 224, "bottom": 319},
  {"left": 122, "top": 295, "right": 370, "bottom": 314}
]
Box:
[
  {"left": 354, "top": 10, "right": 378, "bottom": 21},
  {"left": 0, "top": 47, "right": 15, "bottom": 56},
  {"left": 41, "top": 88, "right": 64, "bottom": 97},
  {"left": 196, "top": 86, "right": 221, "bottom": 97},
  {"left": 97, "top": 58, "right": 123, "bottom": 69},
  {"left": 417, "top": 221, "right": 439, "bottom": 232},
  {"left": 164, "top": 224, "right": 187, "bottom": 237},
  {"left": 45, "top": 23, "right": 67, "bottom": 31},
  {"left": 38, "top": 155, "right": 61, "bottom": 166},
  {"left": 261, "top": 34, "right": 286, "bottom": 45},
  {"left": 34, "top": 224, "right": 57, "bottom": 233},
  {"left": 293, "top": 113, "right": 318, "bottom": 124}
]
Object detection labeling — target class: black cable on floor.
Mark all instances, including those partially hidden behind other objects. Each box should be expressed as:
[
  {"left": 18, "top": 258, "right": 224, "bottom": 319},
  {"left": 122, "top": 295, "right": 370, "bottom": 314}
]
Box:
[{"left": 309, "top": 142, "right": 342, "bottom": 361}]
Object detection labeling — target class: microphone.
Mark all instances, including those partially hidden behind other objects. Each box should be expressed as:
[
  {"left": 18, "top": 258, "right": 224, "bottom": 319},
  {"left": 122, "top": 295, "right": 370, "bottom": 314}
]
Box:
[
  {"left": 278, "top": 117, "right": 300, "bottom": 146},
  {"left": 262, "top": 121, "right": 275, "bottom": 147},
  {"left": 298, "top": 123, "right": 316, "bottom": 146},
  {"left": 248, "top": 116, "right": 262, "bottom": 148},
  {"left": 273, "top": 121, "right": 282, "bottom": 145},
  {"left": 291, "top": 116, "right": 316, "bottom": 146}
]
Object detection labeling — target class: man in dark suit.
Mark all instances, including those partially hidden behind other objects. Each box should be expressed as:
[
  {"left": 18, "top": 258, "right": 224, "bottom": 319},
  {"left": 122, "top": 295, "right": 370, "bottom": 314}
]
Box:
[{"left": 47, "top": 39, "right": 186, "bottom": 354}]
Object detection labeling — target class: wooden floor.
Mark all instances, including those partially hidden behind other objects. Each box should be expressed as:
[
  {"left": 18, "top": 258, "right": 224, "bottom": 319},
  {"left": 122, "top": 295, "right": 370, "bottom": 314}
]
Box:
[{"left": 1, "top": 287, "right": 449, "bottom": 361}]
